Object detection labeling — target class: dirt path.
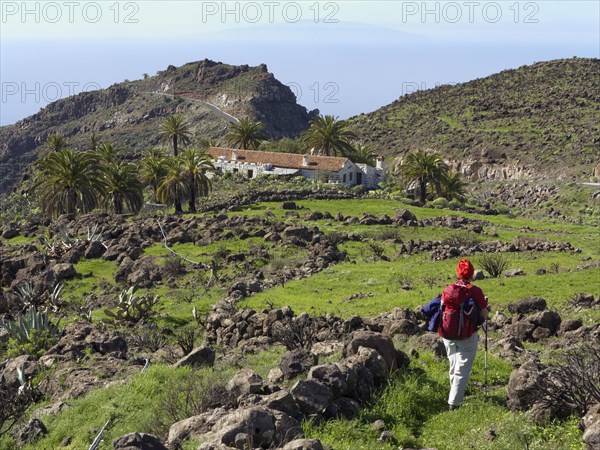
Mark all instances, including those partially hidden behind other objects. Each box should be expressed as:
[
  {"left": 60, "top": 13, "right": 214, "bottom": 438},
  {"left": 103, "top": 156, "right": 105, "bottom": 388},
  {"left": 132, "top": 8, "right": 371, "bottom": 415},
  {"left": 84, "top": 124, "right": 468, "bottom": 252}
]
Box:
[{"left": 147, "top": 91, "right": 240, "bottom": 125}]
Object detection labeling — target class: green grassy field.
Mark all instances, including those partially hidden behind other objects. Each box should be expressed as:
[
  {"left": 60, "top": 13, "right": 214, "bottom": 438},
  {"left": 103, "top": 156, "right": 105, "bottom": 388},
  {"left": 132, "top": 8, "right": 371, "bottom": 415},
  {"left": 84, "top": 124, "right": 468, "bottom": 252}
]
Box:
[{"left": 1, "top": 197, "right": 597, "bottom": 449}]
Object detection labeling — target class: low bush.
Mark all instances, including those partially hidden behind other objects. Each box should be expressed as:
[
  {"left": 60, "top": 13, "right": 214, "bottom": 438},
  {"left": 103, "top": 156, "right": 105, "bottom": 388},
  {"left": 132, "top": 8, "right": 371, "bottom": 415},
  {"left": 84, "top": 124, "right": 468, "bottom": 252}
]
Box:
[
  {"left": 478, "top": 253, "right": 509, "bottom": 278},
  {"left": 430, "top": 198, "right": 449, "bottom": 209}
]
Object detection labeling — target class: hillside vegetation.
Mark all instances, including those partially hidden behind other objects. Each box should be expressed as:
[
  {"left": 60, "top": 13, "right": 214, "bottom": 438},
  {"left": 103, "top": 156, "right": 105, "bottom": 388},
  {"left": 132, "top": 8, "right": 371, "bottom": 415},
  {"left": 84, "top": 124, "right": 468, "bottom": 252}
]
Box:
[
  {"left": 0, "top": 177, "right": 598, "bottom": 449},
  {"left": 350, "top": 58, "right": 600, "bottom": 179}
]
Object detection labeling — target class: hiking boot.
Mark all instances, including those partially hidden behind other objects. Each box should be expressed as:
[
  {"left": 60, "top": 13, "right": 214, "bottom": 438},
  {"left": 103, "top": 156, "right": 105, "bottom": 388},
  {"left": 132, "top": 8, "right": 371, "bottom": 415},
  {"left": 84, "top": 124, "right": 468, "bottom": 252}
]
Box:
[{"left": 449, "top": 404, "right": 460, "bottom": 411}]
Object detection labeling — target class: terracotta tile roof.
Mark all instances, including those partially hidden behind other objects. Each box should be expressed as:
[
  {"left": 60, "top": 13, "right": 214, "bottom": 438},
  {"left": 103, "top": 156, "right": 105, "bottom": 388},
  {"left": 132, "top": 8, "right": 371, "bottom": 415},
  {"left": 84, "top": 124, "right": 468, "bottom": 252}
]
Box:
[{"left": 207, "top": 147, "right": 349, "bottom": 172}]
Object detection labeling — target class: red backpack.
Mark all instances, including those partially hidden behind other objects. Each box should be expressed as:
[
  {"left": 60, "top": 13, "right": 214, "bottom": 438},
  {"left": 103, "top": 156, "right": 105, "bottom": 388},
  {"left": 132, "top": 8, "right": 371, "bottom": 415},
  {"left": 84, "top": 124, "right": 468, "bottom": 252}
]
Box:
[{"left": 438, "top": 282, "right": 478, "bottom": 339}]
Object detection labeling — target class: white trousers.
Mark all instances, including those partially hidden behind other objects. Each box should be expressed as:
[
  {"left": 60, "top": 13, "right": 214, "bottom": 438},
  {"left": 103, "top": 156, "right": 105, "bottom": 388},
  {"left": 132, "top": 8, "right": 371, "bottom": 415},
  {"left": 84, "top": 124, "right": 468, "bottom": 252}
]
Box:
[{"left": 443, "top": 333, "right": 479, "bottom": 406}]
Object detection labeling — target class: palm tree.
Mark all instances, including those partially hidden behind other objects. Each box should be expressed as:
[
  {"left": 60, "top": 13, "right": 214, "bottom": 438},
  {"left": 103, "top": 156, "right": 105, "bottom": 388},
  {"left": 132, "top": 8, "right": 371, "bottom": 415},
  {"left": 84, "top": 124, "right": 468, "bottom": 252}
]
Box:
[
  {"left": 45, "top": 134, "right": 67, "bottom": 152},
  {"left": 180, "top": 148, "right": 214, "bottom": 213},
  {"left": 33, "top": 149, "right": 104, "bottom": 217},
  {"left": 439, "top": 171, "right": 468, "bottom": 200},
  {"left": 225, "top": 118, "right": 265, "bottom": 150},
  {"left": 102, "top": 161, "right": 144, "bottom": 214},
  {"left": 300, "top": 115, "right": 357, "bottom": 157},
  {"left": 198, "top": 138, "right": 220, "bottom": 150},
  {"left": 95, "top": 142, "right": 123, "bottom": 164},
  {"left": 157, "top": 158, "right": 188, "bottom": 214},
  {"left": 140, "top": 148, "right": 168, "bottom": 202},
  {"left": 349, "top": 144, "right": 376, "bottom": 165},
  {"left": 159, "top": 115, "right": 192, "bottom": 157},
  {"left": 399, "top": 150, "right": 448, "bottom": 204}
]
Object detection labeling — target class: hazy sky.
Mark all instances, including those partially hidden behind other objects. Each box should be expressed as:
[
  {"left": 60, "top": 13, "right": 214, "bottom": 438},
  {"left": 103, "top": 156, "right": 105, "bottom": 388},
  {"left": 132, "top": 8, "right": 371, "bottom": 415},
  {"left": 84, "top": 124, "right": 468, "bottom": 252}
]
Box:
[{"left": 1, "top": 1, "right": 598, "bottom": 125}]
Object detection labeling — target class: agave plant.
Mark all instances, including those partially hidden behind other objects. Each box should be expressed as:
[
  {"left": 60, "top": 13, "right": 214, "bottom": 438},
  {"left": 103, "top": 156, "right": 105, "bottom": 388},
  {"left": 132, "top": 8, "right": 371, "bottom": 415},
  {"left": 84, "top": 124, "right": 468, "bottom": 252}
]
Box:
[
  {"left": 3, "top": 307, "right": 61, "bottom": 344},
  {"left": 14, "top": 282, "right": 38, "bottom": 309},
  {"left": 104, "top": 286, "right": 160, "bottom": 323},
  {"left": 47, "top": 283, "right": 65, "bottom": 313}
]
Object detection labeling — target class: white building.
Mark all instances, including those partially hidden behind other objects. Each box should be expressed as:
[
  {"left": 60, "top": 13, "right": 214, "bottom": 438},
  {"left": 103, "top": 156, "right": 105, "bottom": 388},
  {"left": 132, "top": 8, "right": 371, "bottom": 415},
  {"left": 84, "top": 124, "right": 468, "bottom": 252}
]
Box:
[{"left": 207, "top": 147, "right": 384, "bottom": 189}]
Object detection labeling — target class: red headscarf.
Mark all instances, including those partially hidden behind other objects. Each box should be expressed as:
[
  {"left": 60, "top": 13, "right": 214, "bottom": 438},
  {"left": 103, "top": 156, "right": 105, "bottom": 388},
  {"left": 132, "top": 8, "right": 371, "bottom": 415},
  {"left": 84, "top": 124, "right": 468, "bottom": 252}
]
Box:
[{"left": 456, "top": 259, "right": 474, "bottom": 279}]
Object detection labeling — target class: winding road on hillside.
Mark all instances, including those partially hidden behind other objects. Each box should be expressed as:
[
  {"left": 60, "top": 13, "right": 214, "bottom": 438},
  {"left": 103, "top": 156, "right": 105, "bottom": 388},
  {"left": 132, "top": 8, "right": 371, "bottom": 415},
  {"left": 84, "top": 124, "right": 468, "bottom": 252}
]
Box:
[{"left": 146, "top": 91, "right": 240, "bottom": 125}]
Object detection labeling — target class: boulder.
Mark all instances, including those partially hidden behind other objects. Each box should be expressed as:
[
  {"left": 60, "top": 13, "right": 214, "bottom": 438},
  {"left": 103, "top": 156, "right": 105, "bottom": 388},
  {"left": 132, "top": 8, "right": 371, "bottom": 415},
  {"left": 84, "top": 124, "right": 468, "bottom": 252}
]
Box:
[
  {"left": 0, "top": 354, "right": 38, "bottom": 391},
  {"left": 1, "top": 226, "right": 19, "bottom": 239},
  {"left": 383, "top": 319, "right": 421, "bottom": 337},
  {"left": 396, "top": 209, "right": 416, "bottom": 221},
  {"left": 16, "top": 419, "right": 47, "bottom": 445},
  {"left": 282, "top": 439, "right": 324, "bottom": 450},
  {"left": 344, "top": 347, "right": 389, "bottom": 385},
  {"left": 291, "top": 380, "right": 333, "bottom": 415},
  {"left": 307, "top": 363, "right": 357, "bottom": 399},
  {"left": 570, "top": 293, "right": 597, "bottom": 309},
  {"left": 582, "top": 404, "right": 600, "bottom": 450},
  {"left": 343, "top": 330, "right": 403, "bottom": 374},
  {"left": 559, "top": 319, "right": 583, "bottom": 334},
  {"left": 84, "top": 241, "right": 106, "bottom": 259},
  {"left": 279, "top": 349, "right": 318, "bottom": 380},
  {"left": 347, "top": 365, "right": 375, "bottom": 403},
  {"left": 262, "top": 389, "right": 302, "bottom": 419},
  {"left": 323, "top": 397, "right": 360, "bottom": 420},
  {"left": 508, "top": 297, "right": 547, "bottom": 314},
  {"left": 506, "top": 362, "right": 546, "bottom": 412},
  {"left": 281, "top": 201, "right": 297, "bottom": 210},
  {"left": 205, "top": 406, "right": 301, "bottom": 449},
  {"left": 528, "top": 310, "right": 561, "bottom": 334},
  {"left": 127, "top": 258, "right": 162, "bottom": 288},
  {"left": 51, "top": 263, "right": 76, "bottom": 281},
  {"left": 227, "top": 368, "right": 264, "bottom": 397},
  {"left": 167, "top": 412, "right": 224, "bottom": 449},
  {"left": 420, "top": 334, "right": 446, "bottom": 358},
  {"left": 504, "top": 268, "right": 524, "bottom": 277},
  {"left": 112, "top": 432, "right": 167, "bottom": 450},
  {"left": 504, "top": 320, "right": 536, "bottom": 342},
  {"left": 50, "top": 323, "right": 127, "bottom": 359},
  {"left": 174, "top": 346, "right": 215, "bottom": 368}
]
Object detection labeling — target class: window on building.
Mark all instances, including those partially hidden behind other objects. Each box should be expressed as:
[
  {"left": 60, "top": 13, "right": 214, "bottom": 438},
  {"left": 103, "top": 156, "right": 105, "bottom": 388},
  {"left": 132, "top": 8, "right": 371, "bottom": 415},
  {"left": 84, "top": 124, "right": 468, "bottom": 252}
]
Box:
[
  {"left": 247, "top": 169, "right": 254, "bottom": 178},
  {"left": 349, "top": 172, "right": 353, "bottom": 181},
  {"left": 343, "top": 174, "right": 347, "bottom": 183}
]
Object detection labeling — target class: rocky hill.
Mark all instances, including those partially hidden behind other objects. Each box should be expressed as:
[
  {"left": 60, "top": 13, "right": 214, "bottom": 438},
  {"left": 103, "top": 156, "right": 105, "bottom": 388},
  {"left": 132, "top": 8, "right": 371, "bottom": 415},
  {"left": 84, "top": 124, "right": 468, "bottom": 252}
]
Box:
[
  {"left": 0, "top": 59, "right": 315, "bottom": 193},
  {"left": 350, "top": 58, "right": 600, "bottom": 181}
]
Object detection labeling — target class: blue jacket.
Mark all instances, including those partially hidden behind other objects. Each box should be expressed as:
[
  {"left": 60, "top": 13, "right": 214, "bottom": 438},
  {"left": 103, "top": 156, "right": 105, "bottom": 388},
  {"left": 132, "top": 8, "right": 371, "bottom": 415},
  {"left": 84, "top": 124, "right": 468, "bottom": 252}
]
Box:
[{"left": 422, "top": 294, "right": 442, "bottom": 332}]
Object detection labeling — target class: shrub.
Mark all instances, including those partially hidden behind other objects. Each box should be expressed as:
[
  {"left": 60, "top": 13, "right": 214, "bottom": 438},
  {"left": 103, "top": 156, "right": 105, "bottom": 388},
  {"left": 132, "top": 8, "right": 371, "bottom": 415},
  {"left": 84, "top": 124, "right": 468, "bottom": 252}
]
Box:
[
  {"left": 130, "top": 324, "right": 168, "bottom": 353},
  {"left": 430, "top": 197, "right": 449, "bottom": 209},
  {"left": 6, "top": 329, "right": 59, "bottom": 358},
  {"left": 175, "top": 326, "right": 200, "bottom": 356},
  {"left": 0, "top": 380, "right": 42, "bottom": 436},
  {"left": 367, "top": 241, "right": 386, "bottom": 259},
  {"left": 533, "top": 344, "right": 600, "bottom": 417},
  {"left": 442, "top": 234, "right": 481, "bottom": 248},
  {"left": 478, "top": 253, "right": 509, "bottom": 278},
  {"left": 142, "top": 369, "right": 235, "bottom": 438},
  {"left": 272, "top": 315, "right": 318, "bottom": 350},
  {"left": 448, "top": 198, "right": 462, "bottom": 210},
  {"left": 163, "top": 255, "right": 187, "bottom": 278}
]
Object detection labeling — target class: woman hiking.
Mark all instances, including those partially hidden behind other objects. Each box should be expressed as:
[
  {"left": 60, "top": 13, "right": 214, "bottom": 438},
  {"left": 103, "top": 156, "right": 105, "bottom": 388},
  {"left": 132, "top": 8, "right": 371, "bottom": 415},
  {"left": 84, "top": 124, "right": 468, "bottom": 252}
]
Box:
[{"left": 439, "top": 259, "right": 489, "bottom": 410}]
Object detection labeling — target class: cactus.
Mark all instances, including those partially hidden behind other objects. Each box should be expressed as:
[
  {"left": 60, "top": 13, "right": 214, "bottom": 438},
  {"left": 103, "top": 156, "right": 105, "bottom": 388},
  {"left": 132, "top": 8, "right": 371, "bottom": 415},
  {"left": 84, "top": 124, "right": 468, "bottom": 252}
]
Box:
[{"left": 104, "top": 286, "right": 160, "bottom": 323}]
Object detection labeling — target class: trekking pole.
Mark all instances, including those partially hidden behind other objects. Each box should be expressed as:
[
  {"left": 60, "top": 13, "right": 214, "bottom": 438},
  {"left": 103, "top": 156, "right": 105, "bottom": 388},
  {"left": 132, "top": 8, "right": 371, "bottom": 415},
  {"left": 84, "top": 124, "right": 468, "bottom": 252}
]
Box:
[{"left": 484, "top": 318, "right": 489, "bottom": 389}]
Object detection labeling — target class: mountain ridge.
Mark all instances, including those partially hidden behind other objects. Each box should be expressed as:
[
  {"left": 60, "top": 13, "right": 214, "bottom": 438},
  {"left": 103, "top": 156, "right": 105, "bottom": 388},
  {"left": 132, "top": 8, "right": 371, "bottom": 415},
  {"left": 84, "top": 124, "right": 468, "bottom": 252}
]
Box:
[{"left": 0, "top": 58, "right": 315, "bottom": 192}]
